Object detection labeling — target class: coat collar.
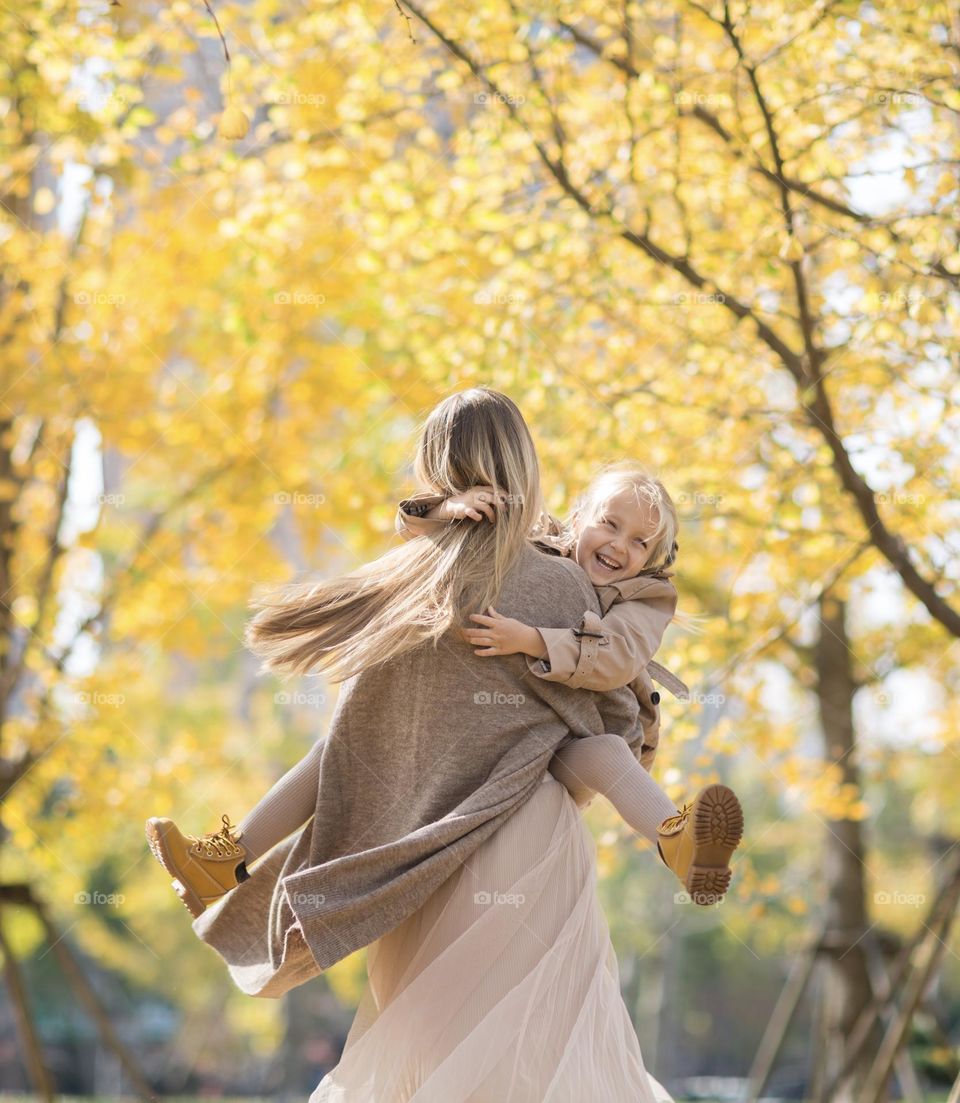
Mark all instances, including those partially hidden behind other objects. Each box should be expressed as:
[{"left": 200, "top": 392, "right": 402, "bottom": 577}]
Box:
[
  {"left": 593, "top": 573, "right": 677, "bottom": 615},
  {"left": 529, "top": 537, "right": 677, "bottom": 616}
]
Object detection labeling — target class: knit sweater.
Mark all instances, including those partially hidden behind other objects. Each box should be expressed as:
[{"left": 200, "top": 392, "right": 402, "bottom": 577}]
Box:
[{"left": 191, "top": 541, "right": 642, "bottom": 998}]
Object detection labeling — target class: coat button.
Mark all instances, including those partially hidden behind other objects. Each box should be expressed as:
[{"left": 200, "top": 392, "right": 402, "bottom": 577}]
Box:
[{"left": 651, "top": 691, "right": 660, "bottom": 705}]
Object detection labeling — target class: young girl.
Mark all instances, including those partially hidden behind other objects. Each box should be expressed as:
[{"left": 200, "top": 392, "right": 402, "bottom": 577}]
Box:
[{"left": 396, "top": 461, "right": 744, "bottom": 906}]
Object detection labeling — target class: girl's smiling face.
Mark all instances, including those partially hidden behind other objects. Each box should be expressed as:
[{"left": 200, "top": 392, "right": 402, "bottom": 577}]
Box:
[{"left": 574, "top": 489, "right": 658, "bottom": 585}]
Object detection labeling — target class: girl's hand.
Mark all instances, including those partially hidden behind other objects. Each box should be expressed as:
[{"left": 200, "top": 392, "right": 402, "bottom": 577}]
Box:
[
  {"left": 439, "top": 486, "right": 507, "bottom": 524},
  {"left": 461, "top": 607, "right": 543, "bottom": 657}
]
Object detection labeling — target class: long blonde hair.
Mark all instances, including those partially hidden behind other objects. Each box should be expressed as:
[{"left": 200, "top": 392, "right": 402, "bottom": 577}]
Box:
[{"left": 244, "top": 387, "right": 548, "bottom": 683}]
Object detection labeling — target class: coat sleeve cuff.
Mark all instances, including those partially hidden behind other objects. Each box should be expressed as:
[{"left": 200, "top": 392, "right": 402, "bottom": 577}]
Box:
[
  {"left": 395, "top": 494, "right": 449, "bottom": 539},
  {"left": 569, "top": 610, "right": 605, "bottom": 686},
  {"left": 523, "top": 626, "right": 583, "bottom": 682},
  {"left": 398, "top": 494, "right": 446, "bottom": 517}
]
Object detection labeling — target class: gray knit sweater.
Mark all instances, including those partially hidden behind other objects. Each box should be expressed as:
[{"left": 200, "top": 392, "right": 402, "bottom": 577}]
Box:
[{"left": 191, "top": 540, "right": 642, "bottom": 997}]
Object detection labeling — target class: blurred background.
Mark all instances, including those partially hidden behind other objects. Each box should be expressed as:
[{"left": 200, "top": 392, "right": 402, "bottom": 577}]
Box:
[{"left": 1, "top": 0, "right": 958, "bottom": 1098}]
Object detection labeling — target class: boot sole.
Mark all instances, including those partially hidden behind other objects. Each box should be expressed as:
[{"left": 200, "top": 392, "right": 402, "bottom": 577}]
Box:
[
  {"left": 684, "top": 784, "right": 744, "bottom": 906},
  {"left": 144, "top": 818, "right": 207, "bottom": 919}
]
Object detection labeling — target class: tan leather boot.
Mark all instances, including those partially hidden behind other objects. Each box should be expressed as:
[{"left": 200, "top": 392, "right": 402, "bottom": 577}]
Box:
[
  {"left": 656, "top": 784, "right": 743, "bottom": 906},
  {"left": 145, "top": 813, "right": 250, "bottom": 918}
]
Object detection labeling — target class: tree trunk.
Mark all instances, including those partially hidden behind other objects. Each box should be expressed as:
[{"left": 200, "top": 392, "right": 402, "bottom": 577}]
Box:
[{"left": 814, "top": 595, "right": 882, "bottom": 1101}]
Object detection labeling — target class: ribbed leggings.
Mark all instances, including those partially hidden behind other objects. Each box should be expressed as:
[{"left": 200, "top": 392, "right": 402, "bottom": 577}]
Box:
[{"left": 237, "top": 733, "right": 678, "bottom": 865}]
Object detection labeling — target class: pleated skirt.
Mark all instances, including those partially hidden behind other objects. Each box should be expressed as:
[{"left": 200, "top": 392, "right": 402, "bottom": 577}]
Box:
[{"left": 310, "top": 773, "right": 674, "bottom": 1103}]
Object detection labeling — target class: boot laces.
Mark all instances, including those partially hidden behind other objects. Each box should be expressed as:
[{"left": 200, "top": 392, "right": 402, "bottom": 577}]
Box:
[
  {"left": 659, "top": 802, "right": 693, "bottom": 833},
  {"left": 190, "top": 813, "right": 243, "bottom": 858}
]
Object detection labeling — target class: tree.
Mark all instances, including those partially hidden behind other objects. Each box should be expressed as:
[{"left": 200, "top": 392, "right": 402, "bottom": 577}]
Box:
[{"left": 3, "top": 0, "right": 957, "bottom": 1089}]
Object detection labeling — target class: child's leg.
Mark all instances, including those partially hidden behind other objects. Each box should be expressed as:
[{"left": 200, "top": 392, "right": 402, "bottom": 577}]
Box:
[
  {"left": 237, "top": 738, "right": 325, "bottom": 864},
  {"left": 548, "top": 732, "right": 678, "bottom": 843}
]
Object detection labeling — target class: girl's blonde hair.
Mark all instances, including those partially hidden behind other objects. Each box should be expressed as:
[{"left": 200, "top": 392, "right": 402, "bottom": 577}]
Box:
[
  {"left": 243, "top": 386, "right": 548, "bottom": 683},
  {"left": 553, "top": 461, "right": 679, "bottom": 576},
  {"left": 555, "top": 460, "right": 704, "bottom": 633}
]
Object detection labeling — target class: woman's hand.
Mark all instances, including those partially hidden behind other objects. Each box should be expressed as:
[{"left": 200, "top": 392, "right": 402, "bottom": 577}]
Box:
[
  {"left": 436, "top": 486, "right": 508, "bottom": 524},
  {"left": 461, "top": 607, "right": 547, "bottom": 658}
]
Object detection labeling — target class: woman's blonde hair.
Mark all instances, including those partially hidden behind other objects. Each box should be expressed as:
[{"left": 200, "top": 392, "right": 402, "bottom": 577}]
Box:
[{"left": 243, "top": 387, "right": 548, "bottom": 683}]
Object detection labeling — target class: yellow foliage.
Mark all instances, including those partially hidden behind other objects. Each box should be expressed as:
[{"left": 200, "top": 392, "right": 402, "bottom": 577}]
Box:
[{"left": 1, "top": 0, "right": 956, "bottom": 1047}]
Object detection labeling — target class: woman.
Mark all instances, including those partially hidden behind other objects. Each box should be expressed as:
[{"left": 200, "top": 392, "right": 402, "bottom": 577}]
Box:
[{"left": 177, "top": 387, "right": 673, "bottom": 1101}]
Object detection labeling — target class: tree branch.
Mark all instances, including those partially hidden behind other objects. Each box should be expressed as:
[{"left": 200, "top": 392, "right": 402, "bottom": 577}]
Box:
[{"left": 403, "top": 1, "right": 960, "bottom": 638}]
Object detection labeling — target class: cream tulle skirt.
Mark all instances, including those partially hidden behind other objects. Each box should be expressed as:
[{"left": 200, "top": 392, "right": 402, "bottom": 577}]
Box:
[{"left": 309, "top": 773, "right": 674, "bottom": 1103}]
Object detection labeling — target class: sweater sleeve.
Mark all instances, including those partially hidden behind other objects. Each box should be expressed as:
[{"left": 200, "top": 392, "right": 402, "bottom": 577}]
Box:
[{"left": 525, "top": 589, "right": 678, "bottom": 692}]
